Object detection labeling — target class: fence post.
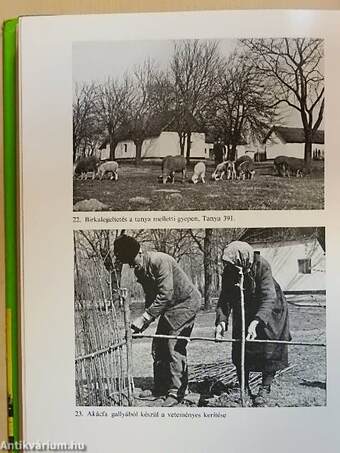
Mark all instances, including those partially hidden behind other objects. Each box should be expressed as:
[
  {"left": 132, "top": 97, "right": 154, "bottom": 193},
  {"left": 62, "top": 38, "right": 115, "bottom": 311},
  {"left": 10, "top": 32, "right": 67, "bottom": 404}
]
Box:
[
  {"left": 121, "top": 288, "right": 134, "bottom": 406},
  {"left": 238, "top": 268, "right": 246, "bottom": 407}
]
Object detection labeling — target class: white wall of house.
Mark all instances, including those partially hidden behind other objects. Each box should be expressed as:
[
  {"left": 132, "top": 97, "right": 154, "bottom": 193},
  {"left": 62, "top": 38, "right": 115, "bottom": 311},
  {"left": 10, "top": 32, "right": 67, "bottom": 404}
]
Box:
[
  {"left": 265, "top": 142, "right": 305, "bottom": 159},
  {"left": 236, "top": 145, "right": 258, "bottom": 160},
  {"left": 101, "top": 131, "right": 207, "bottom": 160},
  {"left": 99, "top": 144, "right": 111, "bottom": 160},
  {"left": 115, "top": 140, "right": 136, "bottom": 159},
  {"left": 254, "top": 240, "right": 325, "bottom": 292},
  {"left": 152, "top": 131, "right": 179, "bottom": 157},
  {"left": 189, "top": 132, "right": 209, "bottom": 159},
  {"left": 141, "top": 136, "right": 161, "bottom": 158},
  {"left": 264, "top": 132, "right": 325, "bottom": 159}
]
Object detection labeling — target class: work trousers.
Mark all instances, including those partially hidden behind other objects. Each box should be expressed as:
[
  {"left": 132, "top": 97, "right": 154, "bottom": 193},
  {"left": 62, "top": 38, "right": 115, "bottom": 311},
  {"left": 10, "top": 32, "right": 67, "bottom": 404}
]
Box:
[{"left": 152, "top": 315, "right": 195, "bottom": 400}]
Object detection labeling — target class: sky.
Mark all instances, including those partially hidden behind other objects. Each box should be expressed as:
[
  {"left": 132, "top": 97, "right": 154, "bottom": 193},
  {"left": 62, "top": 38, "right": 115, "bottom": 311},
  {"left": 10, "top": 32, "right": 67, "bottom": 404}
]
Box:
[
  {"left": 73, "top": 39, "right": 324, "bottom": 129},
  {"left": 73, "top": 39, "right": 236, "bottom": 84}
]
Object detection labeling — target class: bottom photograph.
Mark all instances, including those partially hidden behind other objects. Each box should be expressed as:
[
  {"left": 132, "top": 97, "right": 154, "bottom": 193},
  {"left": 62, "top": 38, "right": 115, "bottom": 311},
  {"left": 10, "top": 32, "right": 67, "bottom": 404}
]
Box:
[{"left": 73, "top": 227, "right": 326, "bottom": 408}]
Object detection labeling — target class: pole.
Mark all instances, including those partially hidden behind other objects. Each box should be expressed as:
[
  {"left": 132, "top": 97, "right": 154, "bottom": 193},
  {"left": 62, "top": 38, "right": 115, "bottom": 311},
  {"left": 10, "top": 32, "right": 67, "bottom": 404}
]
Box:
[
  {"left": 131, "top": 333, "right": 326, "bottom": 347},
  {"left": 121, "top": 288, "right": 134, "bottom": 406},
  {"left": 237, "top": 267, "right": 246, "bottom": 407}
]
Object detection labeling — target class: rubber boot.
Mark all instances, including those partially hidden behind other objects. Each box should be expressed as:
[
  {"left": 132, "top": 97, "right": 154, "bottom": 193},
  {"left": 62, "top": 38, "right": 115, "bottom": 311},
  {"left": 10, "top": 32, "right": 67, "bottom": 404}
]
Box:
[{"left": 253, "top": 384, "right": 271, "bottom": 407}]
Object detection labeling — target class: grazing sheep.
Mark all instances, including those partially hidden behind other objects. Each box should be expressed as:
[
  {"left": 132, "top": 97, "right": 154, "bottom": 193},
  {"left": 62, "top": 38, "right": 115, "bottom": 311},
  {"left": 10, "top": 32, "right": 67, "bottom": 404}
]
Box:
[
  {"left": 73, "top": 156, "right": 99, "bottom": 180},
  {"left": 225, "top": 161, "right": 237, "bottom": 180},
  {"left": 235, "top": 155, "right": 255, "bottom": 180},
  {"left": 191, "top": 161, "right": 206, "bottom": 184},
  {"left": 283, "top": 157, "right": 306, "bottom": 177},
  {"left": 212, "top": 162, "right": 227, "bottom": 181},
  {"left": 161, "top": 155, "right": 186, "bottom": 184},
  {"left": 273, "top": 156, "right": 288, "bottom": 177},
  {"left": 97, "top": 161, "right": 119, "bottom": 180},
  {"left": 274, "top": 156, "right": 306, "bottom": 177}
]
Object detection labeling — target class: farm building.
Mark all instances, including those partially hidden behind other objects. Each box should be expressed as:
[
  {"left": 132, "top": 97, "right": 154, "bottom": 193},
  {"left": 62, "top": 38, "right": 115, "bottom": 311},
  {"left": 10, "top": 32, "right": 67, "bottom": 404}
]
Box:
[
  {"left": 99, "top": 111, "right": 208, "bottom": 161},
  {"left": 205, "top": 135, "right": 265, "bottom": 161},
  {"left": 206, "top": 137, "right": 248, "bottom": 160},
  {"left": 252, "top": 238, "right": 325, "bottom": 294},
  {"left": 263, "top": 126, "right": 324, "bottom": 160},
  {"left": 236, "top": 143, "right": 265, "bottom": 161}
]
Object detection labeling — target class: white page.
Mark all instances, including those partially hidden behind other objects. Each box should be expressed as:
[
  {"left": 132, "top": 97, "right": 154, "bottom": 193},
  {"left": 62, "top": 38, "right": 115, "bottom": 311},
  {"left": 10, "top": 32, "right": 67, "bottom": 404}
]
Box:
[{"left": 18, "top": 10, "right": 339, "bottom": 453}]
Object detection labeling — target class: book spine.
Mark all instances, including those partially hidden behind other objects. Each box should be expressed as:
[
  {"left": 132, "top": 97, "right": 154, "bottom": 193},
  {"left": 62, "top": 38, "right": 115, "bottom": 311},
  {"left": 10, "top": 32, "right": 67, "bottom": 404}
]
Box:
[{"left": 3, "top": 17, "right": 19, "bottom": 449}]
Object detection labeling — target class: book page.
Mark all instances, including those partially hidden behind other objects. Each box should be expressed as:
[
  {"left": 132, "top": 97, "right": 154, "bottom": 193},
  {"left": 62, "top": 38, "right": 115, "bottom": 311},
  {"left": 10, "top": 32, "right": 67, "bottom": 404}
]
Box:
[{"left": 18, "top": 10, "right": 339, "bottom": 453}]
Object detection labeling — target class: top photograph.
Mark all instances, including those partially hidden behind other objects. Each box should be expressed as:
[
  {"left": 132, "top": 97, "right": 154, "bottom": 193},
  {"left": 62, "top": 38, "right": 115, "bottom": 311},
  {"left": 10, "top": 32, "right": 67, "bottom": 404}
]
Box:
[{"left": 72, "top": 37, "right": 324, "bottom": 212}]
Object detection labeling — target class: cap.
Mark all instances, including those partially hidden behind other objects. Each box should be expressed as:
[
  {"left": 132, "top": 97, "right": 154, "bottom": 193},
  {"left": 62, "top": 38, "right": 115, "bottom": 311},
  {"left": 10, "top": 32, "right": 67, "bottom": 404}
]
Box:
[{"left": 113, "top": 235, "right": 140, "bottom": 264}]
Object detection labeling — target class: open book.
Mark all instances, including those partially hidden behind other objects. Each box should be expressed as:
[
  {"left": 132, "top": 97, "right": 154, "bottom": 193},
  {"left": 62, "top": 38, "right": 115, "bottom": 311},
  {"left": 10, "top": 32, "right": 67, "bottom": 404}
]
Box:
[{"left": 3, "top": 9, "right": 339, "bottom": 453}]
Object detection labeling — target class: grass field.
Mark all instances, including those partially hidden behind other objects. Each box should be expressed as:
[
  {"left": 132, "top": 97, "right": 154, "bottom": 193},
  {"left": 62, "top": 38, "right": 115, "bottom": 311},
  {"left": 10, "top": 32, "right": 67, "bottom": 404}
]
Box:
[
  {"left": 73, "top": 160, "right": 324, "bottom": 211},
  {"left": 131, "top": 301, "right": 326, "bottom": 408}
]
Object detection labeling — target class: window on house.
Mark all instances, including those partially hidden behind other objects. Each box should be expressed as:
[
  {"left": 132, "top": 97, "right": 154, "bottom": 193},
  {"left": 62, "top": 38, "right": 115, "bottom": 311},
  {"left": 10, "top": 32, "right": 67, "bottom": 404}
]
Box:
[
  {"left": 124, "top": 144, "right": 127, "bottom": 153},
  {"left": 298, "top": 259, "right": 312, "bottom": 274}
]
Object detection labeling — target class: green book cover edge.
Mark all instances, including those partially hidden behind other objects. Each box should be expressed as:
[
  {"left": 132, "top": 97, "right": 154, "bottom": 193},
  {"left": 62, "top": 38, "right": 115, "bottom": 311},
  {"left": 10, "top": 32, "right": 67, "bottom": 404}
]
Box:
[{"left": 3, "top": 17, "right": 20, "bottom": 449}]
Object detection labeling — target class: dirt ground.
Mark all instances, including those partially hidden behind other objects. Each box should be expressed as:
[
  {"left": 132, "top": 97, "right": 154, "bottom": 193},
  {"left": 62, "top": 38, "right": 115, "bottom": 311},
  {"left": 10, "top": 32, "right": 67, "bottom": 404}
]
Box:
[
  {"left": 130, "top": 301, "right": 326, "bottom": 408},
  {"left": 73, "top": 160, "right": 324, "bottom": 211}
]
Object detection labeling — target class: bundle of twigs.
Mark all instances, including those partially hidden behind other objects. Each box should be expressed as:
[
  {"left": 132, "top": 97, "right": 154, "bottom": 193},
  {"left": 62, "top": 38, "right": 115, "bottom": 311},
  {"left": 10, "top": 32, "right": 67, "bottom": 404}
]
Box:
[{"left": 189, "top": 360, "right": 296, "bottom": 394}]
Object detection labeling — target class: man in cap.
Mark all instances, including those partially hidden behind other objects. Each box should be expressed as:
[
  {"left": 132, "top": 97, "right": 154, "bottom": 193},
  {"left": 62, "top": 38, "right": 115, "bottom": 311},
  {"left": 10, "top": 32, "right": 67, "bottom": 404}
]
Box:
[{"left": 114, "top": 235, "right": 202, "bottom": 406}]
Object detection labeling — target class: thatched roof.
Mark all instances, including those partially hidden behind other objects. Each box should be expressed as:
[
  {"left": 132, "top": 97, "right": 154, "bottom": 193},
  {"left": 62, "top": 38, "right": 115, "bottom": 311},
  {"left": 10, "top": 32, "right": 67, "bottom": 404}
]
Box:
[
  {"left": 264, "top": 126, "right": 324, "bottom": 144},
  {"left": 99, "top": 110, "right": 204, "bottom": 148},
  {"left": 242, "top": 227, "right": 325, "bottom": 250}
]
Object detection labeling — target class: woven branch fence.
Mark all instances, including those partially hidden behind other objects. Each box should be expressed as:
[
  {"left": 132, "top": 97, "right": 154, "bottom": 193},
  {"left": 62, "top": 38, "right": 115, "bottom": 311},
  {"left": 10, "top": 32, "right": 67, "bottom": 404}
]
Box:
[{"left": 74, "top": 238, "right": 134, "bottom": 406}]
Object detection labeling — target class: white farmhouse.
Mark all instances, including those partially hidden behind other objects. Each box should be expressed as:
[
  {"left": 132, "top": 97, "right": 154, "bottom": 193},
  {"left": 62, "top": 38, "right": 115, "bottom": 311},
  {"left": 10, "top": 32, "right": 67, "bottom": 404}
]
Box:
[
  {"left": 205, "top": 135, "right": 264, "bottom": 161},
  {"left": 99, "top": 111, "right": 208, "bottom": 161},
  {"left": 263, "top": 126, "right": 324, "bottom": 160},
  {"left": 253, "top": 238, "right": 325, "bottom": 294}
]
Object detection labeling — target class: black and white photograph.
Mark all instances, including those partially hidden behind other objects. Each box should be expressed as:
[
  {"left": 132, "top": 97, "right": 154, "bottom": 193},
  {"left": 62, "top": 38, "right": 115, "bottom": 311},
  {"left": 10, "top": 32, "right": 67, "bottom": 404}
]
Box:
[
  {"left": 74, "top": 227, "right": 326, "bottom": 408},
  {"left": 72, "top": 38, "right": 324, "bottom": 212}
]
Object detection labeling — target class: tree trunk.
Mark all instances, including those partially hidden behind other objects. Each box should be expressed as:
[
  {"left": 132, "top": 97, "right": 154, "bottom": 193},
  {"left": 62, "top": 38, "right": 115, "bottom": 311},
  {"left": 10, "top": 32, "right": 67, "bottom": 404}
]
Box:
[
  {"left": 179, "top": 132, "right": 186, "bottom": 156},
  {"left": 203, "top": 228, "right": 213, "bottom": 310},
  {"left": 228, "top": 144, "right": 237, "bottom": 161},
  {"left": 135, "top": 140, "right": 143, "bottom": 166},
  {"left": 109, "top": 134, "right": 116, "bottom": 161},
  {"left": 186, "top": 131, "right": 192, "bottom": 164},
  {"left": 304, "top": 139, "right": 312, "bottom": 173},
  {"left": 226, "top": 144, "right": 232, "bottom": 161}
]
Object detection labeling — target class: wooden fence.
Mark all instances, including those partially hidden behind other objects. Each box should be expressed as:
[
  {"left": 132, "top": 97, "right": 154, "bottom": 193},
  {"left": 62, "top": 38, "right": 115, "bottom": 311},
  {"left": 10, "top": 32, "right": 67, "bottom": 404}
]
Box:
[{"left": 74, "top": 240, "right": 134, "bottom": 406}]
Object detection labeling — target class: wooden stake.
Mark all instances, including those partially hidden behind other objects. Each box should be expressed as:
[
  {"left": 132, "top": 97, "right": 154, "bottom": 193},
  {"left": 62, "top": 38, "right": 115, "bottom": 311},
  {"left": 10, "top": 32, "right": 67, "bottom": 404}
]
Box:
[
  {"left": 238, "top": 268, "right": 246, "bottom": 407},
  {"left": 122, "top": 288, "right": 134, "bottom": 406}
]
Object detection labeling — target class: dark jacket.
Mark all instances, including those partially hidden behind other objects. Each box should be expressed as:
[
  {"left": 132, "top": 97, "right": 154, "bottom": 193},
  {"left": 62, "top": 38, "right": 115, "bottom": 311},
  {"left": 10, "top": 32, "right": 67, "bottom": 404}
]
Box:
[
  {"left": 216, "top": 255, "right": 291, "bottom": 372},
  {"left": 135, "top": 251, "right": 201, "bottom": 330}
]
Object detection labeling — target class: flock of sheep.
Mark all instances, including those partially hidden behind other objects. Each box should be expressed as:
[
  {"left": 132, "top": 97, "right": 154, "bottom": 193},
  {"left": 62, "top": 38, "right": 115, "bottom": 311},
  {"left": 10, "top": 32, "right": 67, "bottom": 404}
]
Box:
[
  {"left": 158, "top": 155, "right": 255, "bottom": 184},
  {"left": 73, "top": 157, "right": 119, "bottom": 181},
  {"left": 73, "top": 154, "right": 307, "bottom": 183}
]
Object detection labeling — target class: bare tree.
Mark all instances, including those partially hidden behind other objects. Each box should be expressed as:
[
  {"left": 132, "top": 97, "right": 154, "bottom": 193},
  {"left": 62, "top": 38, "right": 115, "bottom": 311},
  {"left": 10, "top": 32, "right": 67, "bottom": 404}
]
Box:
[
  {"left": 189, "top": 229, "right": 219, "bottom": 310},
  {"left": 207, "top": 49, "right": 279, "bottom": 160},
  {"left": 73, "top": 82, "right": 97, "bottom": 162},
  {"left": 95, "top": 76, "right": 133, "bottom": 161},
  {"left": 123, "top": 60, "right": 164, "bottom": 166},
  {"left": 75, "top": 230, "right": 126, "bottom": 303},
  {"left": 242, "top": 38, "right": 324, "bottom": 169},
  {"left": 147, "top": 69, "right": 176, "bottom": 114},
  {"left": 170, "top": 40, "right": 221, "bottom": 162}
]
